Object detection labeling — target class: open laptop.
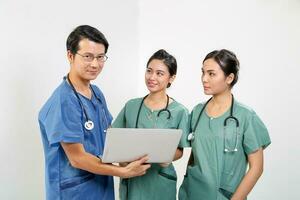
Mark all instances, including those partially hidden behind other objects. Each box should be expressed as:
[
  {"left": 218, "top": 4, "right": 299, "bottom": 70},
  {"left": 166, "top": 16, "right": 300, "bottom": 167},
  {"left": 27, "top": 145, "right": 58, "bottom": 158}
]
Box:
[{"left": 101, "top": 128, "right": 182, "bottom": 163}]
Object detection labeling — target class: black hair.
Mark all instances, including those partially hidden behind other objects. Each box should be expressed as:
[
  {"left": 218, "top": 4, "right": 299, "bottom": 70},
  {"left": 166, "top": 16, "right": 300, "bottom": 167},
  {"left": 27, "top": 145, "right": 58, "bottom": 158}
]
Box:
[
  {"left": 203, "top": 49, "right": 240, "bottom": 87},
  {"left": 66, "top": 25, "right": 109, "bottom": 54},
  {"left": 146, "top": 49, "right": 177, "bottom": 88}
]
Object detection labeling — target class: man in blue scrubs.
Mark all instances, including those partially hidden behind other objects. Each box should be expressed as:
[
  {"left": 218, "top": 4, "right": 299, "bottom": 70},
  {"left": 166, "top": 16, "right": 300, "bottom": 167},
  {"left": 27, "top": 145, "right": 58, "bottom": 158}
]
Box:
[{"left": 38, "top": 25, "right": 150, "bottom": 200}]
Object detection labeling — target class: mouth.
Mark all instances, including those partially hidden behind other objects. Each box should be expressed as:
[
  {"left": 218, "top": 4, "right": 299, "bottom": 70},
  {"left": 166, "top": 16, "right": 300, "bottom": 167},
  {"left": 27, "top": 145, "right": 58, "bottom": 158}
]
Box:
[
  {"left": 87, "top": 71, "right": 99, "bottom": 74},
  {"left": 147, "top": 81, "right": 157, "bottom": 87}
]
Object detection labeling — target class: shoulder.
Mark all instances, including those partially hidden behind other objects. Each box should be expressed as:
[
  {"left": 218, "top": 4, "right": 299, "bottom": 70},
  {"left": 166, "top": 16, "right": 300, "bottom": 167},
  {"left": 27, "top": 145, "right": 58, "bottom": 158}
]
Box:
[
  {"left": 125, "top": 97, "right": 143, "bottom": 107},
  {"left": 191, "top": 100, "right": 207, "bottom": 114},
  {"left": 47, "top": 81, "right": 75, "bottom": 104},
  {"left": 170, "top": 99, "right": 189, "bottom": 114},
  {"left": 39, "top": 81, "right": 77, "bottom": 120},
  {"left": 234, "top": 100, "right": 257, "bottom": 117}
]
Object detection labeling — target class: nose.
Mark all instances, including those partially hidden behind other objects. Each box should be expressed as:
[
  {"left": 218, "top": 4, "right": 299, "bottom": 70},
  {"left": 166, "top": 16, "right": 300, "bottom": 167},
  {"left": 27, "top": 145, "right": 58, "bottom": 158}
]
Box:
[
  {"left": 147, "top": 72, "right": 156, "bottom": 80},
  {"left": 202, "top": 73, "right": 208, "bottom": 83},
  {"left": 90, "top": 58, "right": 101, "bottom": 68}
]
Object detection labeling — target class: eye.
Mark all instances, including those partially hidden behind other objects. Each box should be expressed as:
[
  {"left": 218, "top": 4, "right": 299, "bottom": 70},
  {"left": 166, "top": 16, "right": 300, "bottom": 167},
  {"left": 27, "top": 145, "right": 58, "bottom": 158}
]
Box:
[
  {"left": 84, "top": 54, "right": 92, "bottom": 59},
  {"left": 157, "top": 72, "right": 164, "bottom": 76},
  {"left": 209, "top": 72, "right": 215, "bottom": 76},
  {"left": 146, "top": 68, "right": 151, "bottom": 73}
]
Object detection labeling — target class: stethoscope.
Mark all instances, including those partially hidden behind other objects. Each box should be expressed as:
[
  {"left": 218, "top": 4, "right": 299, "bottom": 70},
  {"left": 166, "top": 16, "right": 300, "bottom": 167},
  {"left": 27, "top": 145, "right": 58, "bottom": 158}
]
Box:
[
  {"left": 135, "top": 94, "right": 171, "bottom": 128},
  {"left": 123, "top": 94, "right": 171, "bottom": 199},
  {"left": 187, "top": 95, "right": 240, "bottom": 152},
  {"left": 66, "top": 74, "right": 102, "bottom": 131}
]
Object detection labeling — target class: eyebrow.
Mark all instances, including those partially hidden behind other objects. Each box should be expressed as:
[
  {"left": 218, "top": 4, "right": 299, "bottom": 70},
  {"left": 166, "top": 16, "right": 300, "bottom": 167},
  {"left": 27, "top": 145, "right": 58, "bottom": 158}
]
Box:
[
  {"left": 82, "top": 52, "right": 106, "bottom": 56},
  {"left": 147, "top": 67, "right": 166, "bottom": 73},
  {"left": 202, "top": 68, "right": 216, "bottom": 72}
]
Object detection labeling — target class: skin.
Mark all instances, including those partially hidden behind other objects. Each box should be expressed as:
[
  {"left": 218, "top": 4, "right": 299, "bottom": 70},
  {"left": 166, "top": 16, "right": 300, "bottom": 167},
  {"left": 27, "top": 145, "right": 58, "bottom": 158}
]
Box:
[
  {"left": 120, "top": 59, "right": 181, "bottom": 168},
  {"left": 202, "top": 58, "right": 264, "bottom": 200},
  {"left": 62, "top": 38, "right": 150, "bottom": 178},
  {"left": 144, "top": 59, "right": 182, "bottom": 166}
]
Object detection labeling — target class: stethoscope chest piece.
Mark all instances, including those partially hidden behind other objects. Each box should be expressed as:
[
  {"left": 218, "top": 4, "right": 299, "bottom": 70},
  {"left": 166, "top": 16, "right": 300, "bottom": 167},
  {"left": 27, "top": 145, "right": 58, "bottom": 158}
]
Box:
[
  {"left": 187, "top": 133, "right": 195, "bottom": 141},
  {"left": 84, "top": 120, "right": 94, "bottom": 131}
]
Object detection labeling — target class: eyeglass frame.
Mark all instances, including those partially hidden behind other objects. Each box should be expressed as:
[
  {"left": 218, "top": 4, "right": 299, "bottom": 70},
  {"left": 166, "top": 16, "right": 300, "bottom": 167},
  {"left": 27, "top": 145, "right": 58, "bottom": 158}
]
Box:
[{"left": 76, "top": 52, "right": 108, "bottom": 62}]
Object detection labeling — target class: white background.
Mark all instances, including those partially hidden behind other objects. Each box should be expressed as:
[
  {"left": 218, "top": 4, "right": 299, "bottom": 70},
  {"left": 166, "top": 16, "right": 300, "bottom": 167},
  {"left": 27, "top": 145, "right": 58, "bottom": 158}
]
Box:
[{"left": 0, "top": 0, "right": 299, "bottom": 199}]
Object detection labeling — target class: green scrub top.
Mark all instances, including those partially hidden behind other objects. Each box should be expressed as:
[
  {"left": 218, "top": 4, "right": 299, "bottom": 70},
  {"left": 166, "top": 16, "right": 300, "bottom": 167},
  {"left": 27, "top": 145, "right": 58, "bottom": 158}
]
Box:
[
  {"left": 112, "top": 97, "right": 190, "bottom": 200},
  {"left": 179, "top": 100, "right": 271, "bottom": 200}
]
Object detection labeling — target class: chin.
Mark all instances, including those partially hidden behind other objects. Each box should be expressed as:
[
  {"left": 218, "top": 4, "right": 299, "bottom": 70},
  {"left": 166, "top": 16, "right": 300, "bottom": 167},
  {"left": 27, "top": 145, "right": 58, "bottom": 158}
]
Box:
[
  {"left": 147, "top": 86, "right": 160, "bottom": 93},
  {"left": 86, "top": 73, "right": 99, "bottom": 80},
  {"left": 203, "top": 90, "right": 213, "bottom": 95}
]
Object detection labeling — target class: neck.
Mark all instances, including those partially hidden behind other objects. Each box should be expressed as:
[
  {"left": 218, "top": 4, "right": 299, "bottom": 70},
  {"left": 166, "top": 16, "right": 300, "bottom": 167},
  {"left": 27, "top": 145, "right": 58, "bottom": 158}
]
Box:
[
  {"left": 68, "top": 72, "right": 92, "bottom": 99},
  {"left": 211, "top": 90, "right": 232, "bottom": 107},
  {"left": 147, "top": 91, "right": 167, "bottom": 103},
  {"left": 68, "top": 71, "right": 90, "bottom": 92},
  {"left": 206, "top": 90, "right": 232, "bottom": 118},
  {"left": 144, "top": 90, "right": 168, "bottom": 110}
]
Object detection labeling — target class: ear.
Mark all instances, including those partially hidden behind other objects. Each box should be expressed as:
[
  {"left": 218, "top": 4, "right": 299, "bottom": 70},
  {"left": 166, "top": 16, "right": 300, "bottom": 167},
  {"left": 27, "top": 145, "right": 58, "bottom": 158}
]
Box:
[
  {"left": 169, "top": 75, "right": 176, "bottom": 85},
  {"left": 67, "top": 50, "right": 75, "bottom": 63},
  {"left": 226, "top": 73, "right": 234, "bottom": 85}
]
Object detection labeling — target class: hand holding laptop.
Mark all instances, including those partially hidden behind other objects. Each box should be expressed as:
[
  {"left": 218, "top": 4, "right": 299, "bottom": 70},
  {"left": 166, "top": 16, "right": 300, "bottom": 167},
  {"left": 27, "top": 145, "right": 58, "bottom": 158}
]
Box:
[{"left": 120, "top": 155, "right": 151, "bottom": 178}]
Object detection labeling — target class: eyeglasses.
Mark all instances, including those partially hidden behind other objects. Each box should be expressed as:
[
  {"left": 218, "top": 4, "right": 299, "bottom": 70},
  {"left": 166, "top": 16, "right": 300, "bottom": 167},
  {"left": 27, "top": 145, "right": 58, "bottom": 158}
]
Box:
[{"left": 76, "top": 52, "right": 108, "bottom": 62}]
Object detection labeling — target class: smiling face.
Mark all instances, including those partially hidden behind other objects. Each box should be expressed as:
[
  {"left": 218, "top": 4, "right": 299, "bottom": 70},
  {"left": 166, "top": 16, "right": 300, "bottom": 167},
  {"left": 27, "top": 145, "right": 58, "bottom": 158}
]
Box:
[
  {"left": 145, "top": 59, "right": 175, "bottom": 94},
  {"left": 68, "top": 38, "right": 106, "bottom": 82},
  {"left": 201, "top": 58, "right": 234, "bottom": 95}
]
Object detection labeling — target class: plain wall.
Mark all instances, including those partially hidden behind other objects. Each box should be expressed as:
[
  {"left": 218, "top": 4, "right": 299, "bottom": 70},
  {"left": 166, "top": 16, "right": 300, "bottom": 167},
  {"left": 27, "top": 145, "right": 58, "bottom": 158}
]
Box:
[
  {"left": 0, "top": 0, "right": 139, "bottom": 199},
  {"left": 137, "top": 0, "right": 299, "bottom": 199},
  {"left": 0, "top": 0, "right": 299, "bottom": 199}
]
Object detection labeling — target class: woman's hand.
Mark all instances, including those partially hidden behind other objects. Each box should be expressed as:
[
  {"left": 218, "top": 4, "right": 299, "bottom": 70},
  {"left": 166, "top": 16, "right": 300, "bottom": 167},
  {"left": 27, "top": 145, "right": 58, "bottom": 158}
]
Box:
[
  {"left": 119, "top": 162, "right": 129, "bottom": 167},
  {"left": 159, "top": 162, "right": 171, "bottom": 168}
]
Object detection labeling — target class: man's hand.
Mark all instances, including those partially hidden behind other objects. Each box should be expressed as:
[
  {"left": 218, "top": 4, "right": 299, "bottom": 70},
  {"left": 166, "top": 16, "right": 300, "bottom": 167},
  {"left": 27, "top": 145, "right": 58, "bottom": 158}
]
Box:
[{"left": 121, "top": 156, "right": 151, "bottom": 178}]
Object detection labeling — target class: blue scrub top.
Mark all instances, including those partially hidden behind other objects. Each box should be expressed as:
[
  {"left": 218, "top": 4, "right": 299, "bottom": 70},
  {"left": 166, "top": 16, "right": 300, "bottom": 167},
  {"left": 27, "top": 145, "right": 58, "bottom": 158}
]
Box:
[{"left": 38, "top": 77, "right": 114, "bottom": 200}]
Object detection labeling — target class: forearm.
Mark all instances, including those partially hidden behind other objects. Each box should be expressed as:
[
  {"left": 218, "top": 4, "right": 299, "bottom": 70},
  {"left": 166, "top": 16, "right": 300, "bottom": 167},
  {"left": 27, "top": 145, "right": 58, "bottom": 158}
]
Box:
[
  {"left": 173, "top": 148, "right": 183, "bottom": 161},
  {"left": 61, "top": 142, "right": 150, "bottom": 178},
  {"left": 231, "top": 149, "right": 264, "bottom": 200},
  {"left": 69, "top": 151, "right": 125, "bottom": 177},
  {"left": 231, "top": 167, "right": 262, "bottom": 200}
]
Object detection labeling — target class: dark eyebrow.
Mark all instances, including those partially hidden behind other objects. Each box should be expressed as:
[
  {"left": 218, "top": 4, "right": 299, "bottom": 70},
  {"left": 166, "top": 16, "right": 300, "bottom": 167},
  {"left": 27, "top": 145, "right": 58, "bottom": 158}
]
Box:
[
  {"left": 82, "top": 52, "right": 105, "bottom": 56},
  {"left": 202, "top": 68, "right": 216, "bottom": 73},
  {"left": 156, "top": 70, "right": 165, "bottom": 73}
]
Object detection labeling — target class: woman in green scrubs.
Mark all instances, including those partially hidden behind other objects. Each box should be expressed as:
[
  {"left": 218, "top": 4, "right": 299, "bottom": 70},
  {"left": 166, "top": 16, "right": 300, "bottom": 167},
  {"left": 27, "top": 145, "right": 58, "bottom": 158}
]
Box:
[
  {"left": 113, "top": 49, "right": 189, "bottom": 200},
  {"left": 179, "top": 49, "right": 271, "bottom": 200}
]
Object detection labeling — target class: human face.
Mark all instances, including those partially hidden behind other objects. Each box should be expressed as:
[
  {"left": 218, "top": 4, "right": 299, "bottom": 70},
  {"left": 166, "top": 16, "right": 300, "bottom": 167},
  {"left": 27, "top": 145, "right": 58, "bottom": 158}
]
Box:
[
  {"left": 145, "top": 59, "right": 175, "bottom": 94},
  {"left": 201, "top": 58, "right": 233, "bottom": 95},
  {"left": 68, "top": 38, "right": 106, "bottom": 82}
]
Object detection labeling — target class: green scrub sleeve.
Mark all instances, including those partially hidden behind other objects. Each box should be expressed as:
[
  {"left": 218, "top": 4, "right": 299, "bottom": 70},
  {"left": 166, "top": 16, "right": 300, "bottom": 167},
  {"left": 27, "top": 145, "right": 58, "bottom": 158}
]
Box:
[
  {"left": 112, "top": 106, "right": 126, "bottom": 128},
  {"left": 178, "top": 108, "right": 191, "bottom": 148},
  {"left": 243, "top": 112, "right": 271, "bottom": 155}
]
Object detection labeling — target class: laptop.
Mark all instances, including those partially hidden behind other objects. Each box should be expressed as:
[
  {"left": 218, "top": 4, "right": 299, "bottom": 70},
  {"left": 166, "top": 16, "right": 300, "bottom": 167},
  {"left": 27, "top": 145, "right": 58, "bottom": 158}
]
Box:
[{"left": 101, "top": 128, "right": 182, "bottom": 163}]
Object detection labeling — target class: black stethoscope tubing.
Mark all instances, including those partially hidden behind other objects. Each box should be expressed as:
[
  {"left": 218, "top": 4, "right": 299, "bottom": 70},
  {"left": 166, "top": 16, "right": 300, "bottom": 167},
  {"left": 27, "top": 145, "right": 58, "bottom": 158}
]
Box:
[
  {"left": 67, "top": 74, "right": 101, "bottom": 131},
  {"left": 189, "top": 94, "right": 239, "bottom": 140},
  {"left": 125, "top": 94, "right": 171, "bottom": 199},
  {"left": 135, "top": 94, "right": 171, "bottom": 128}
]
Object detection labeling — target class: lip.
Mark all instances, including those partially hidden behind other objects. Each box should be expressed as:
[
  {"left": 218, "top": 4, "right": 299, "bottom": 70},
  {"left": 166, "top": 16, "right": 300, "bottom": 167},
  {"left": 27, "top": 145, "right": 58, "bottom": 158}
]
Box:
[
  {"left": 147, "top": 81, "right": 156, "bottom": 87},
  {"left": 87, "top": 71, "right": 98, "bottom": 74},
  {"left": 203, "top": 86, "right": 210, "bottom": 90}
]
